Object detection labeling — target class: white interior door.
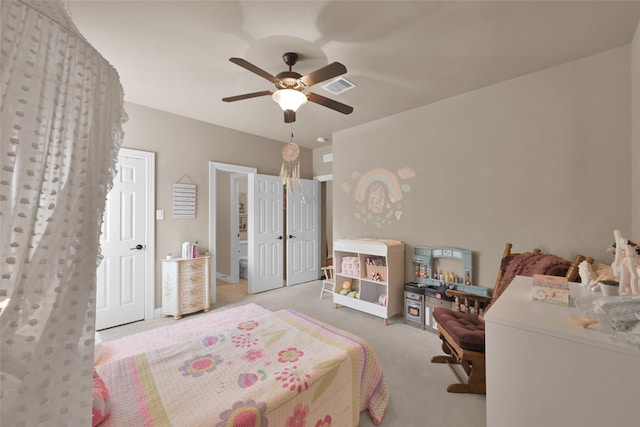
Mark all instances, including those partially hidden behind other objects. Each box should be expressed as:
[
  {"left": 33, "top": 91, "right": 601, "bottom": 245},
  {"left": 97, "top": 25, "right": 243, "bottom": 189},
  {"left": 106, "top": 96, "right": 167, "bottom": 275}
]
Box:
[
  {"left": 286, "top": 179, "right": 321, "bottom": 286},
  {"left": 96, "top": 149, "right": 154, "bottom": 330},
  {"left": 248, "top": 173, "right": 284, "bottom": 293}
]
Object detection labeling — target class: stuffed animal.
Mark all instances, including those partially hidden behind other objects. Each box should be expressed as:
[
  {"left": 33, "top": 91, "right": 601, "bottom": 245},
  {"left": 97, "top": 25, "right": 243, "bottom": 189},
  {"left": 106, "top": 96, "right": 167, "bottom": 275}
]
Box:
[
  {"left": 611, "top": 230, "right": 639, "bottom": 296},
  {"left": 591, "top": 230, "right": 640, "bottom": 296},
  {"left": 339, "top": 280, "right": 352, "bottom": 295}
]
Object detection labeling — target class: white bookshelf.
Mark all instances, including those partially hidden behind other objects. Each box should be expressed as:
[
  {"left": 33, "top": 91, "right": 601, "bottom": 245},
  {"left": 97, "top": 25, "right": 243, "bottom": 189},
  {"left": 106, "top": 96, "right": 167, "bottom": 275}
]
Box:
[{"left": 333, "top": 239, "right": 405, "bottom": 325}]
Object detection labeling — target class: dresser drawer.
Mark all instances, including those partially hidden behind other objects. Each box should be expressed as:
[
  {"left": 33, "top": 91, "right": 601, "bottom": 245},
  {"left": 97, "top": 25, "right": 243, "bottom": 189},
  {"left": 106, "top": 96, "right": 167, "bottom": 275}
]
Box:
[
  {"left": 179, "top": 258, "right": 207, "bottom": 274},
  {"left": 179, "top": 270, "right": 207, "bottom": 288},
  {"left": 179, "top": 296, "right": 207, "bottom": 314},
  {"left": 179, "top": 282, "right": 207, "bottom": 299}
]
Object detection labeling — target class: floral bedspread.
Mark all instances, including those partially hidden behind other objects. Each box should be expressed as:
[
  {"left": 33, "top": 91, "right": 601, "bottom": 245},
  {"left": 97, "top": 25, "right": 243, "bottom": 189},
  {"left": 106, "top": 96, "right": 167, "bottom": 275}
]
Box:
[{"left": 96, "top": 308, "right": 389, "bottom": 426}]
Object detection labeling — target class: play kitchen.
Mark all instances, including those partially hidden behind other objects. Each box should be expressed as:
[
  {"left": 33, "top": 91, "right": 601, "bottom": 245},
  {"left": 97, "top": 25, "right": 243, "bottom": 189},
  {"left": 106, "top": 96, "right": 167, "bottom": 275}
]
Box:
[
  {"left": 404, "top": 281, "right": 454, "bottom": 330},
  {"left": 404, "top": 246, "right": 490, "bottom": 331}
]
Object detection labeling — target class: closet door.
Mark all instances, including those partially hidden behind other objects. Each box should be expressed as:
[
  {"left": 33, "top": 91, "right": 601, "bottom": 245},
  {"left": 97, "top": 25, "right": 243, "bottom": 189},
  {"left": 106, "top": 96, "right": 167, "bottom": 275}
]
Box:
[
  {"left": 286, "top": 179, "right": 320, "bottom": 286},
  {"left": 248, "top": 174, "right": 284, "bottom": 293}
]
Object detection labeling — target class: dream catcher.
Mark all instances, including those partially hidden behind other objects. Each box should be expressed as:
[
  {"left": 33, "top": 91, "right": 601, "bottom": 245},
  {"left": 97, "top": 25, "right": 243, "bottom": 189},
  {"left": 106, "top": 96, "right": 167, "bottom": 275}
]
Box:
[{"left": 280, "top": 131, "right": 300, "bottom": 192}]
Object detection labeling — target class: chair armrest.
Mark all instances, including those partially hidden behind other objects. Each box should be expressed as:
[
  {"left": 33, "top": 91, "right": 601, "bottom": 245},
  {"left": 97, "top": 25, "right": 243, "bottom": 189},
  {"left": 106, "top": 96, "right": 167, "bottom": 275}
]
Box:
[{"left": 445, "top": 289, "right": 493, "bottom": 317}]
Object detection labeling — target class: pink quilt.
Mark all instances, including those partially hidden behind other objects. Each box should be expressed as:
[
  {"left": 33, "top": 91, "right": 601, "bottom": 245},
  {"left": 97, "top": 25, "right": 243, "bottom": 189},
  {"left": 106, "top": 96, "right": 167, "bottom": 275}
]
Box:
[
  {"left": 96, "top": 306, "right": 389, "bottom": 426},
  {"left": 96, "top": 303, "right": 271, "bottom": 366}
]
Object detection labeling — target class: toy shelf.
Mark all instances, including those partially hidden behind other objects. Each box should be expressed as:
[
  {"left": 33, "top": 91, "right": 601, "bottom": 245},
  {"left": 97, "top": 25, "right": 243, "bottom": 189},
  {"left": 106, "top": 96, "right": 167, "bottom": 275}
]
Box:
[{"left": 333, "top": 238, "right": 405, "bottom": 325}]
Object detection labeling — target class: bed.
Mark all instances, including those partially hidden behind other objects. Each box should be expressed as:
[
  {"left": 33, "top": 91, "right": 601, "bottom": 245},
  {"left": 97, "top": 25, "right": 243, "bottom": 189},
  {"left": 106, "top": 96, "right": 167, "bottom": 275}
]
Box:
[{"left": 94, "top": 303, "right": 389, "bottom": 426}]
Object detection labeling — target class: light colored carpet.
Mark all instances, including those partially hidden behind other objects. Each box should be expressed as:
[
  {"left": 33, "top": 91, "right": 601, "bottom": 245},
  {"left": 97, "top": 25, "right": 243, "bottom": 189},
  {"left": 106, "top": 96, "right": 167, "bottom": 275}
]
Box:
[{"left": 100, "top": 280, "right": 486, "bottom": 427}]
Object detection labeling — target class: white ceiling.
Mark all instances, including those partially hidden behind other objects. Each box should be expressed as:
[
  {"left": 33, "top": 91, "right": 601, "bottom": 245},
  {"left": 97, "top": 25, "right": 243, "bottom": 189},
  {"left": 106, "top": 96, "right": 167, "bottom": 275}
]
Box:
[{"left": 67, "top": 1, "right": 640, "bottom": 149}]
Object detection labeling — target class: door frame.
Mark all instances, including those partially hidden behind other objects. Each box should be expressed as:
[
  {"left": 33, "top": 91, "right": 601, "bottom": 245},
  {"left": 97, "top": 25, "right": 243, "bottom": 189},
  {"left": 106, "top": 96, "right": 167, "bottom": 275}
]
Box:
[
  {"left": 113, "top": 148, "right": 156, "bottom": 322},
  {"left": 315, "top": 174, "right": 332, "bottom": 268},
  {"left": 228, "top": 173, "right": 246, "bottom": 284},
  {"left": 208, "top": 162, "right": 257, "bottom": 303}
]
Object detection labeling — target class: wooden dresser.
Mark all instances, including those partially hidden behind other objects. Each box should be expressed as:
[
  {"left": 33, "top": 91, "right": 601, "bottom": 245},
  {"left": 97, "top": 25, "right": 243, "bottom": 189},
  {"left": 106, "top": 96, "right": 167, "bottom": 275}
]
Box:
[{"left": 161, "top": 255, "right": 211, "bottom": 319}]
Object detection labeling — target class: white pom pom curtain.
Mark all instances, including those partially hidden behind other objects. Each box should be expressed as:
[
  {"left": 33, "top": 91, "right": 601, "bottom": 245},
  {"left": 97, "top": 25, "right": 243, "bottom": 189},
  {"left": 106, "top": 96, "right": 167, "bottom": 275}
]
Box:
[{"left": 0, "top": 0, "right": 126, "bottom": 424}]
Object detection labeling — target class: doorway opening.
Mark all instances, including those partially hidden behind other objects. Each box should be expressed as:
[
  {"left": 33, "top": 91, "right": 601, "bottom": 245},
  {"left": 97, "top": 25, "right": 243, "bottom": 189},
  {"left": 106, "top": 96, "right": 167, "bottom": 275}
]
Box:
[
  {"left": 208, "top": 162, "right": 256, "bottom": 305},
  {"left": 317, "top": 174, "right": 333, "bottom": 268},
  {"left": 209, "top": 164, "right": 323, "bottom": 303}
]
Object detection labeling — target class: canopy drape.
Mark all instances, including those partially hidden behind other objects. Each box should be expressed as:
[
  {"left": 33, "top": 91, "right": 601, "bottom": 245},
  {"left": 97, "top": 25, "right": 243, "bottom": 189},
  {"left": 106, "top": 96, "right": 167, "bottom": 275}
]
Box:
[{"left": 1, "top": 0, "right": 126, "bottom": 424}]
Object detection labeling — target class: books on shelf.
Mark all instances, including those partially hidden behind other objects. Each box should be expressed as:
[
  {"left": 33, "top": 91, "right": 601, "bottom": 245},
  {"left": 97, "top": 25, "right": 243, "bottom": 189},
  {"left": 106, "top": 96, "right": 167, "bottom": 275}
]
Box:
[{"left": 181, "top": 241, "right": 199, "bottom": 259}]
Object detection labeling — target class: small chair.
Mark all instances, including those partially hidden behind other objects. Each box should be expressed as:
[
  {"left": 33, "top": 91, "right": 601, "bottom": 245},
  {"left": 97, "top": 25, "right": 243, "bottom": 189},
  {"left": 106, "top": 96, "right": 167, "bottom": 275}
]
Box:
[{"left": 320, "top": 266, "right": 335, "bottom": 299}]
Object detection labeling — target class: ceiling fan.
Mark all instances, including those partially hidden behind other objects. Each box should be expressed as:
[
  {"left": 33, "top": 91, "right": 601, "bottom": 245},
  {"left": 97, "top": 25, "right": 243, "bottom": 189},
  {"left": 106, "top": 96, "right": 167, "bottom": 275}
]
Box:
[{"left": 222, "top": 52, "right": 354, "bottom": 123}]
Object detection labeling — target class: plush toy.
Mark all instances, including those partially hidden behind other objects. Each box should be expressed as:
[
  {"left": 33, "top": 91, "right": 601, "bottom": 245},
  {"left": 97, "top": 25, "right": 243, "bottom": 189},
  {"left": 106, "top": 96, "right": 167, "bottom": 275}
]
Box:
[
  {"left": 578, "top": 260, "right": 598, "bottom": 288},
  {"left": 591, "top": 230, "right": 640, "bottom": 296},
  {"left": 339, "top": 280, "right": 352, "bottom": 295},
  {"left": 611, "top": 230, "right": 639, "bottom": 296}
]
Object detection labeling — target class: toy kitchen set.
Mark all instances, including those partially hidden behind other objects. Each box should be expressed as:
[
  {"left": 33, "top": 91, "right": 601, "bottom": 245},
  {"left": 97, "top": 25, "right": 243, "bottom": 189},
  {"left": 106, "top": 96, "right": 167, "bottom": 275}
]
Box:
[{"left": 404, "top": 246, "right": 490, "bottom": 332}]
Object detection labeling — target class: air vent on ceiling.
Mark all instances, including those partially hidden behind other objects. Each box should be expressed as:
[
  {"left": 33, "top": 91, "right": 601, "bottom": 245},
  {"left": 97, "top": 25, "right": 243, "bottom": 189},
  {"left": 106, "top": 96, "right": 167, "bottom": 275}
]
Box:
[{"left": 321, "top": 77, "right": 356, "bottom": 95}]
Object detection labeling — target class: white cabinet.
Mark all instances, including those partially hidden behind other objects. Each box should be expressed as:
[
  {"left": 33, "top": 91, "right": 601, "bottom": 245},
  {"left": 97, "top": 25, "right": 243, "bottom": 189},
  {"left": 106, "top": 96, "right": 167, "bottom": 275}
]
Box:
[
  {"left": 161, "top": 255, "right": 211, "bottom": 319},
  {"left": 485, "top": 276, "right": 640, "bottom": 427},
  {"left": 333, "top": 239, "right": 405, "bottom": 325}
]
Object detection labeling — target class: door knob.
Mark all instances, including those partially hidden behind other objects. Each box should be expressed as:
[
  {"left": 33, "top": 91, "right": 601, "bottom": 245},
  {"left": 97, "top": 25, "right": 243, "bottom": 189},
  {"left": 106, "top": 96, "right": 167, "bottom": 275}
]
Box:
[
  {"left": 277, "top": 236, "right": 283, "bottom": 240},
  {"left": 130, "top": 244, "right": 146, "bottom": 250},
  {"left": 288, "top": 235, "right": 296, "bottom": 239}
]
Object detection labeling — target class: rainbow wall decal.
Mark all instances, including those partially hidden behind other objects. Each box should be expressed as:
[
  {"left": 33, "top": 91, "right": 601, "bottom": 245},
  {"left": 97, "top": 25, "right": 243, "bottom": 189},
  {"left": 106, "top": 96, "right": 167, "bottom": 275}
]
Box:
[
  {"left": 345, "top": 167, "right": 415, "bottom": 228},
  {"left": 354, "top": 168, "right": 403, "bottom": 203}
]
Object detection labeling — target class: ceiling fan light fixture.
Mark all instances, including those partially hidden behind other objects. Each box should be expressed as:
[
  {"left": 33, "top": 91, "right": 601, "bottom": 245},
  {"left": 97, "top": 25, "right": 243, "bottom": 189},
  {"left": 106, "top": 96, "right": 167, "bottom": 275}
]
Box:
[{"left": 272, "top": 89, "right": 307, "bottom": 112}]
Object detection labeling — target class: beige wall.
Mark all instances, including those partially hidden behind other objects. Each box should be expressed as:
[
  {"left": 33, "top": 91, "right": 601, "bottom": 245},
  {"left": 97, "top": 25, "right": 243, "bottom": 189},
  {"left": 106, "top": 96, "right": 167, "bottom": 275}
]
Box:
[
  {"left": 120, "top": 103, "right": 312, "bottom": 307},
  {"left": 312, "top": 144, "right": 334, "bottom": 265},
  {"left": 632, "top": 21, "right": 640, "bottom": 239},
  {"left": 333, "top": 46, "right": 632, "bottom": 288},
  {"left": 312, "top": 144, "right": 334, "bottom": 177}
]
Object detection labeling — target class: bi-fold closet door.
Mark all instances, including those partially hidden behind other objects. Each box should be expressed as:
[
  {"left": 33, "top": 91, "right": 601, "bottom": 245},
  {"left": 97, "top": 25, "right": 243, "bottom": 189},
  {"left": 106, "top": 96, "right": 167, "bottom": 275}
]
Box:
[{"left": 248, "top": 174, "right": 320, "bottom": 293}]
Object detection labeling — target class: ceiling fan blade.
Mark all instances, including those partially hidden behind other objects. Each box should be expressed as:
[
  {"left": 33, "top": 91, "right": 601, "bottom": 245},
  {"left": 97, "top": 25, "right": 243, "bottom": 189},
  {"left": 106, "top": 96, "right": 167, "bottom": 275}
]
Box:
[
  {"left": 307, "top": 92, "right": 353, "bottom": 115},
  {"left": 299, "top": 62, "right": 347, "bottom": 87},
  {"left": 222, "top": 90, "right": 273, "bottom": 102},
  {"left": 229, "top": 58, "right": 281, "bottom": 84}
]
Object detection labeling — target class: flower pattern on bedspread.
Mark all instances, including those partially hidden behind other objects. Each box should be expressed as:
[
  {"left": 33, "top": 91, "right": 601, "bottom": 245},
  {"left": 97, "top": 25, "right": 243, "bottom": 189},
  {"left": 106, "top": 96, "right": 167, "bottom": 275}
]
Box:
[
  {"left": 231, "top": 332, "right": 260, "bottom": 348},
  {"left": 242, "top": 348, "right": 264, "bottom": 362},
  {"left": 216, "top": 399, "right": 268, "bottom": 427},
  {"left": 315, "top": 414, "right": 333, "bottom": 427},
  {"left": 286, "top": 403, "right": 309, "bottom": 427},
  {"left": 274, "top": 365, "right": 312, "bottom": 392},
  {"left": 179, "top": 354, "right": 223, "bottom": 378},
  {"left": 238, "top": 320, "right": 260, "bottom": 331},
  {"left": 203, "top": 335, "right": 224, "bottom": 346},
  {"left": 96, "top": 307, "right": 389, "bottom": 426},
  {"left": 277, "top": 347, "right": 304, "bottom": 363}
]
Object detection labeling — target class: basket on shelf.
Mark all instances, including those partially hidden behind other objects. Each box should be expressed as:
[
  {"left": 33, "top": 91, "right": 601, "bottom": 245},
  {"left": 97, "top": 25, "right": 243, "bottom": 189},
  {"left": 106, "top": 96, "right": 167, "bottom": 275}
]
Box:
[{"left": 366, "top": 264, "right": 387, "bottom": 282}]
